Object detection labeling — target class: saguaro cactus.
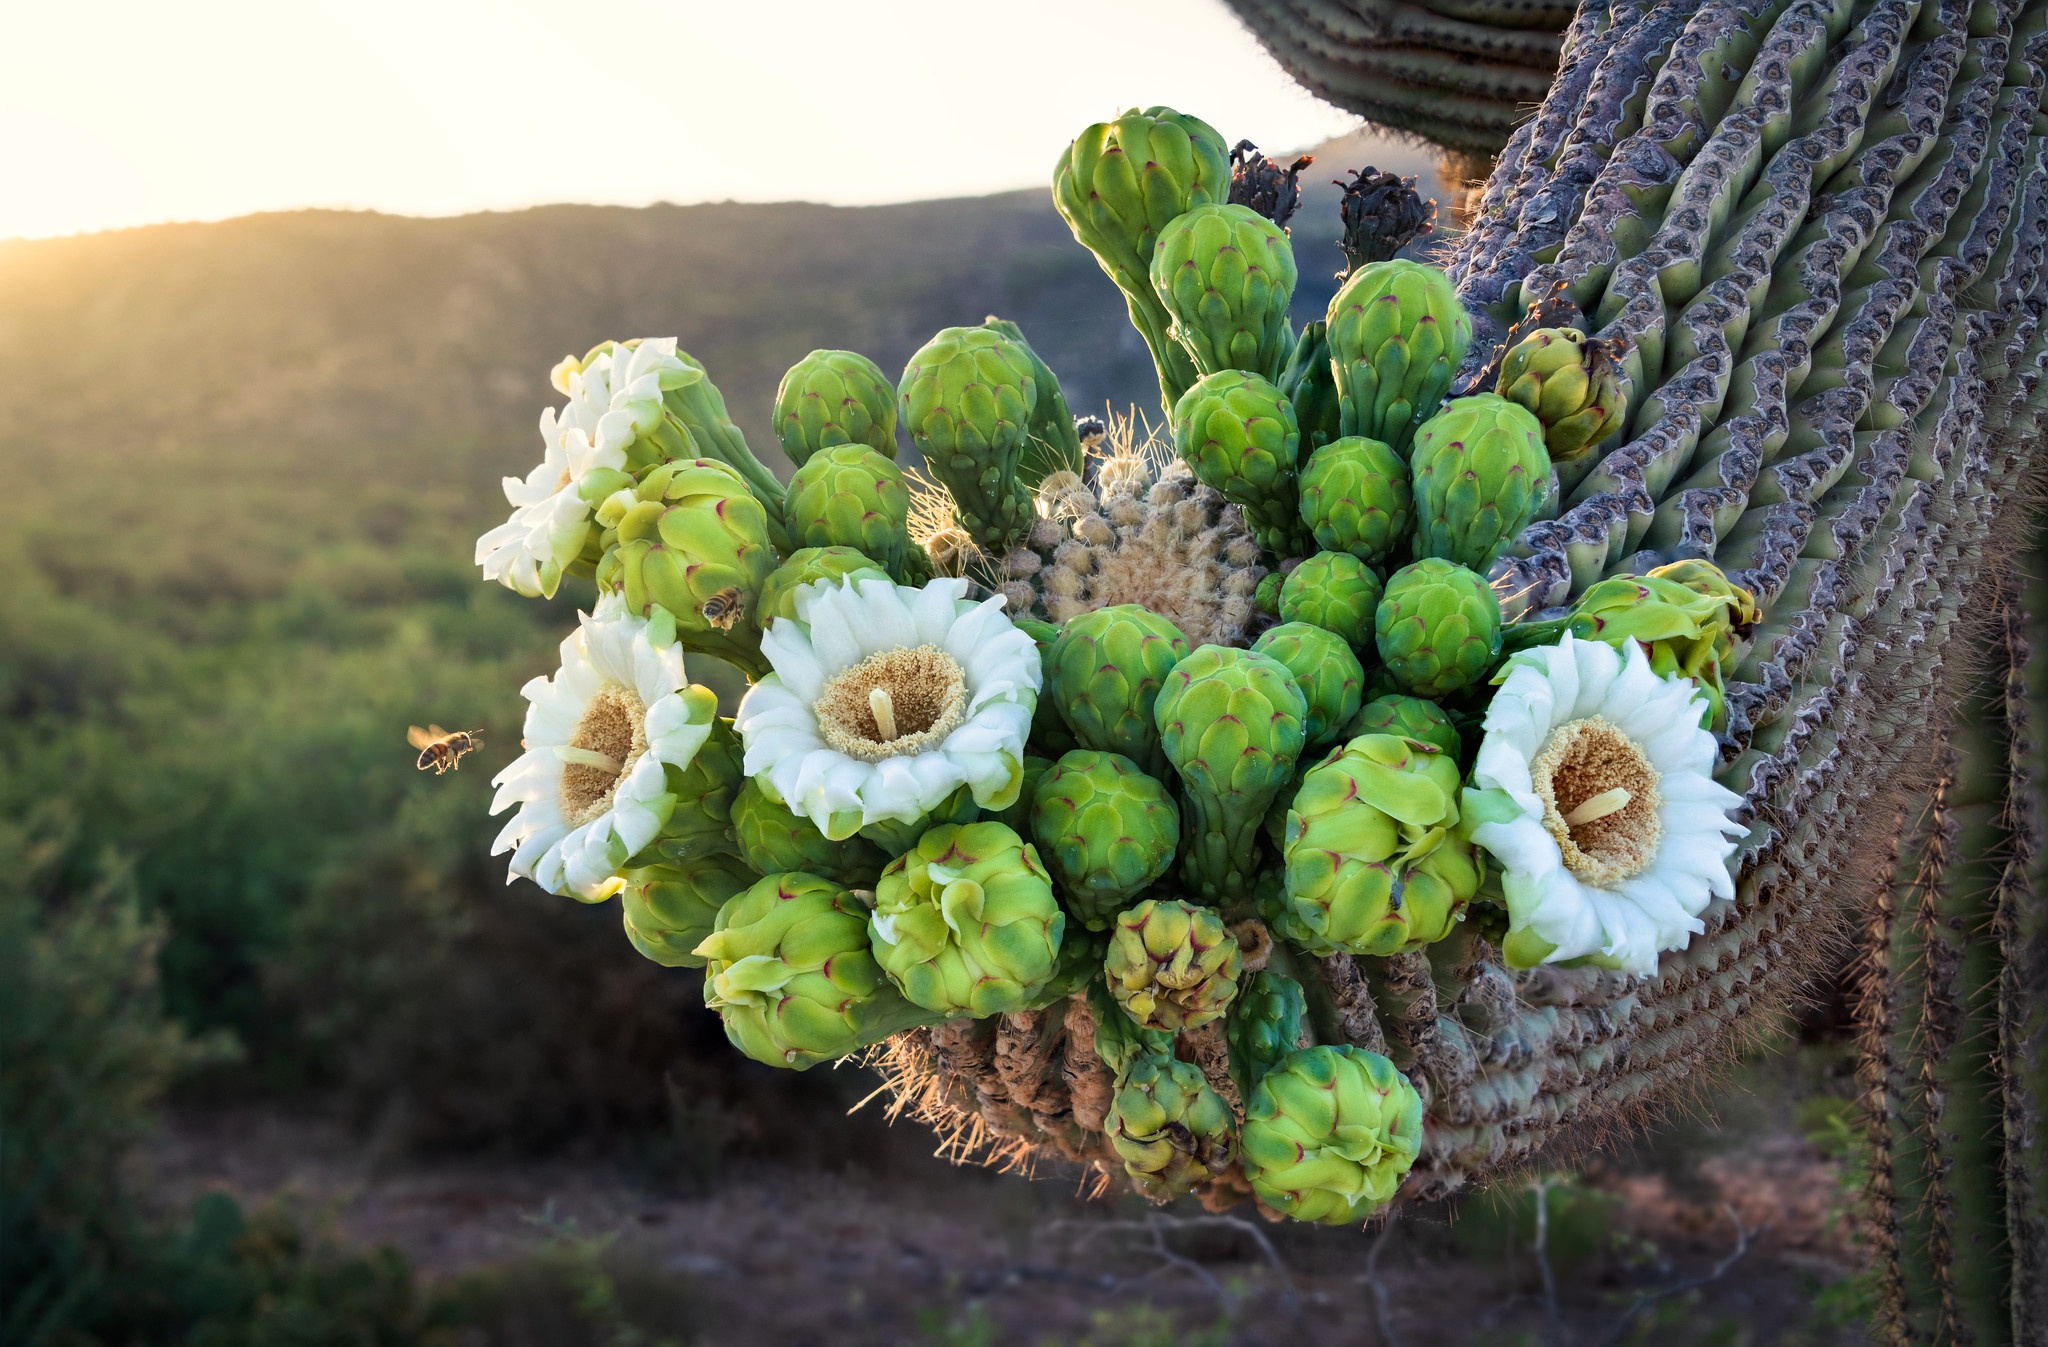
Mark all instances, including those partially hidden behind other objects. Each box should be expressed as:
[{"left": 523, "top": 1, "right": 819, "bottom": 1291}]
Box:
[
  {"left": 1853, "top": 574, "right": 2048, "bottom": 1344},
  {"left": 1222, "top": 0, "right": 1572, "bottom": 155}
]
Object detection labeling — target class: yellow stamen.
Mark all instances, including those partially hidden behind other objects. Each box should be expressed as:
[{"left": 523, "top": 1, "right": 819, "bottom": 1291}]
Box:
[{"left": 813, "top": 645, "right": 969, "bottom": 764}]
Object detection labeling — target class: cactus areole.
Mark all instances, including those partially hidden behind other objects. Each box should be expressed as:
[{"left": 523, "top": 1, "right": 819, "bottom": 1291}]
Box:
[{"left": 465, "top": 2, "right": 2048, "bottom": 1273}]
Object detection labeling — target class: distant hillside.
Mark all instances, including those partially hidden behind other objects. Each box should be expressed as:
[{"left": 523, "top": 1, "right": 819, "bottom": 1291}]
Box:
[
  {"left": 0, "top": 193, "right": 1142, "bottom": 570},
  {"left": 0, "top": 129, "right": 1444, "bottom": 552}
]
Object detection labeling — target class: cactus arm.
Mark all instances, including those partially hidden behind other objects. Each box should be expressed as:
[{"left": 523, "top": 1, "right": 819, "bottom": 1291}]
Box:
[
  {"left": 1278, "top": 0, "right": 1566, "bottom": 72},
  {"left": 1227, "top": 0, "right": 1534, "bottom": 151},
  {"left": 1851, "top": 805, "right": 1913, "bottom": 1346},
  {"left": 2009, "top": 570, "right": 2048, "bottom": 1339}
]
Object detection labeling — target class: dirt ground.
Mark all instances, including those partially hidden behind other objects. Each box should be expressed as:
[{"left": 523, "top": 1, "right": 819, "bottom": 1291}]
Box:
[{"left": 136, "top": 1096, "right": 1873, "bottom": 1347}]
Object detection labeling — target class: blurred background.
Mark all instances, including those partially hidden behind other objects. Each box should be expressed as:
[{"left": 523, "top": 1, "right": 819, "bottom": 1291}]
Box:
[{"left": 2, "top": 2, "right": 1870, "bottom": 1343}]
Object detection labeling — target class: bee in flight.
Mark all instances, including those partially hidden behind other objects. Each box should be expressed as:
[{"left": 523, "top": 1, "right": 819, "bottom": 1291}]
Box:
[
  {"left": 408, "top": 724, "right": 483, "bottom": 774},
  {"left": 699, "top": 586, "right": 745, "bottom": 631}
]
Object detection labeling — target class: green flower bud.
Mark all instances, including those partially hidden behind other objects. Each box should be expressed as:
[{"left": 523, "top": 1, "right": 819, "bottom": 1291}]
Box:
[
  {"left": 1047, "top": 605, "right": 1191, "bottom": 778},
  {"left": 1107, "top": 1051, "right": 1238, "bottom": 1200},
  {"left": 619, "top": 854, "right": 755, "bottom": 968},
  {"left": 899, "top": 326, "right": 1039, "bottom": 553},
  {"left": 786, "top": 444, "right": 914, "bottom": 580},
  {"left": 1278, "top": 734, "right": 1480, "bottom": 956},
  {"left": 1254, "top": 571, "right": 1283, "bottom": 617},
  {"left": 1030, "top": 750, "right": 1181, "bottom": 930},
  {"left": 1027, "top": 924, "right": 1110, "bottom": 1011},
  {"left": 1298, "top": 435, "right": 1413, "bottom": 566},
  {"left": 1579, "top": 561, "right": 1757, "bottom": 726},
  {"left": 1326, "top": 260, "right": 1471, "bottom": 455},
  {"left": 698, "top": 872, "right": 928, "bottom": 1069},
  {"left": 1171, "top": 369, "right": 1312, "bottom": 557},
  {"left": 1226, "top": 968, "right": 1309, "bottom": 1102},
  {"left": 1375, "top": 559, "right": 1501, "bottom": 699},
  {"left": 1105, "top": 897, "right": 1243, "bottom": 1031},
  {"left": 731, "top": 777, "right": 886, "bottom": 887},
  {"left": 773, "top": 349, "right": 898, "bottom": 468},
  {"left": 1408, "top": 394, "right": 1547, "bottom": 571},
  {"left": 1242, "top": 1046, "right": 1424, "bottom": 1225},
  {"left": 654, "top": 346, "right": 793, "bottom": 555},
  {"left": 1278, "top": 319, "right": 1341, "bottom": 453},
  {"left": 1346, "top": 694, "right": 1460, "bottom": 758},
  {"left": 755, "top": 547, "right": 891, "bottom": 629},
  {"left": 1014, "top": 617, "right": 1079, "bottom": 758},
  {"left": 1561, "top": 562, "right": 1757, "bottom": 727},
  {"left": 1252, "top": 622, "right": 1366, "bottom": 751},
  {"left": 869, "top": 821, "right": 1065, "bottom": 1017},
  {"left": 1279, "top": 552, "right": 1384, "bottom": 653},
  {"left": 1496, "top": 327, "right": 1628, "bottom": 465},
  {"left": 1155, "top": 645, "right": 1307, "bottom": 901},
  {"left": 981, "top": 317, "right": 1084, "bottom": 490},
  {"left": 1089, "top": 979, "right": 1174, "bottom": 1077},
  {"left": 605, "top": 458, "right": 778, "bottom": 678},
  {"left": 1150, "top": 202, "right": 1299, "bottom": 382},
  {"left": 1053, "top": 107, "right": 1232, "bottom": 415}
]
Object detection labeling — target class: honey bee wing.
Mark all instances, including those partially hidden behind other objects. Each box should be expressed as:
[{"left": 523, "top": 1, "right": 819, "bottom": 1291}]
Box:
[{"left": 407, "top": 725, "right": 436, "bottom": 749}]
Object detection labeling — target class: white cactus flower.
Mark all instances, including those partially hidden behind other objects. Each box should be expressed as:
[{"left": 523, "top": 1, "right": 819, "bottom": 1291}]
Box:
[
  {"left": 489, "top": 595, "right": 718, "bottom": 899},
  {"left": 474, "top": 339, "right": 692, "bottom": 598},
  {"left": 735, "top": 576, "right": 1041, "bottom": 840},
  {"left": 1462, "top": 632, "right": 1744, "bottom": 975}
]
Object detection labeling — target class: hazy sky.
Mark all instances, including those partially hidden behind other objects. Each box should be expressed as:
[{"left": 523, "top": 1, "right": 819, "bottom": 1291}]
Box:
[{"left": 1, "top": 0, "right": 1363, "bottom": 242}]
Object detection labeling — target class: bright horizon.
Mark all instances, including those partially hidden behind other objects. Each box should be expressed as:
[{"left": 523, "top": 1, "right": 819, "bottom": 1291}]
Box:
[{"left": 2, "top": 0, "right": 1371, "bottom": 243}]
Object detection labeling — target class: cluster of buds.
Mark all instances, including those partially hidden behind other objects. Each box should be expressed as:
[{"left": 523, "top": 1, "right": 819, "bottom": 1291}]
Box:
[{"left": 465, "top": 98, "right": 1759, "bottom": 1229}]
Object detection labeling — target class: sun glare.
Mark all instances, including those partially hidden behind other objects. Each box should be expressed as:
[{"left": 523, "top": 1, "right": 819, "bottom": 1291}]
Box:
[{"left": 0, "top": 0, "right": 1362, "bottom": 242}]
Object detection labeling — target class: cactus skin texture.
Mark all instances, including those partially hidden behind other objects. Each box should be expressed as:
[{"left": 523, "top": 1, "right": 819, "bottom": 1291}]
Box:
[
  {"left": 1053, "top": 107, "right": 1232, "bottom": 415},
  {"left": 1854, "top": 574, "right": 2048, "bottom": 1344}
]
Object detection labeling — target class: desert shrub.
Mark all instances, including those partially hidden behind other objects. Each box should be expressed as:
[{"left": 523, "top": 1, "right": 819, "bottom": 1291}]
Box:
[{"left": 0, "top": 815, "right": 213, "bottom": 1344}]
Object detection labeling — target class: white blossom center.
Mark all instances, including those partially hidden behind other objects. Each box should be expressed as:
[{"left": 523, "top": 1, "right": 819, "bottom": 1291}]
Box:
[
  {"left": 812, "top": 645, "right": 968, "bottom": 763},
  {"left": 558, "top": 683, "right": 648, "bottom": 826},
  {"left": 1531, "top": 715, "right": 1663, "bottom": 887}
]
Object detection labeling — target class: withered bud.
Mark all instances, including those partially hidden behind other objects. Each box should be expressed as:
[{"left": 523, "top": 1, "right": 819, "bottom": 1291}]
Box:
[
  {"left": 1336, "top": 166, "right": 1435, "bottom": 278},
  {"left": 1074, "top": 414, "right": 1107, "bottom": 450},
  {"left": 1228, "top": 140, "right": 1314, "bottom": 230}
]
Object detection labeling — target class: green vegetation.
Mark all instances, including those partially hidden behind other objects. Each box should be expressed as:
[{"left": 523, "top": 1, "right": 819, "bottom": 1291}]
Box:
[{"left": 0, "top": 192, "right": 1155, "bottom": 1340}]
